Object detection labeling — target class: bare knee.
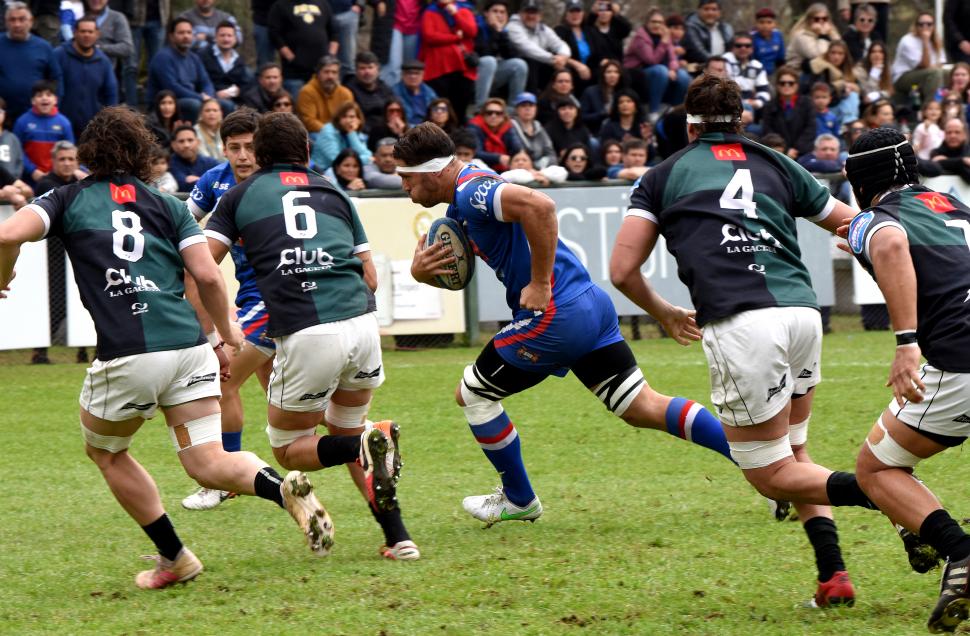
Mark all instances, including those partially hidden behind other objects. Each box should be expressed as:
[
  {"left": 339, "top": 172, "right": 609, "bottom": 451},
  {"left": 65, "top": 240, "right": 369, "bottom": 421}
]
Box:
[
  {"left": 454, "top": 381, "right": 465, "bottom": 407},
  {"left": 85, "top": 444, "right": 125, "bottom": 471},
  {"left": 272, "top": 444, "right": 296, "bottom": 470}
]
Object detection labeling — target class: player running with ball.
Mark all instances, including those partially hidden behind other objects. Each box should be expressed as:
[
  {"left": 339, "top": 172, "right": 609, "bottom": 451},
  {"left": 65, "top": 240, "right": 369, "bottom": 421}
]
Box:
[{"left": 398, "top": 122, "right": 735, "bottom": 527}]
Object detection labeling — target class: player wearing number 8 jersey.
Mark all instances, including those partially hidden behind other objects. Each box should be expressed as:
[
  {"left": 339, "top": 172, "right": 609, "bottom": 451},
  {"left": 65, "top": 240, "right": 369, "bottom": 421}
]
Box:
[{"left": 610, "top": 75, "right": 882, "bottom": 606}]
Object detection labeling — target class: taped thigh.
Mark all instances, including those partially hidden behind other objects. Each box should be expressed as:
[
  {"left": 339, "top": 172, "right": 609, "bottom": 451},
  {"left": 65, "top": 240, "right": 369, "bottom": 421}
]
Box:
[
  {"left": 789, "top": 417, "right": 810, "bottom": 447},
  {"left": 729, "top": 434, "right": 794, "bottom": 469},
  {"left": 265, "top": 422, "right": 318, "bottom": 448},
  {"left": 867, "top": 416, "right": 922, "bottom": 468},
  {"left": 169, "top": 413, "right": 222, "bottom": 453},
  {"left": 326, "top": 400, "right": 371, "bottom": 429},
  {"left": 80, "top": 420, "right": 133, "bottom": 453}
]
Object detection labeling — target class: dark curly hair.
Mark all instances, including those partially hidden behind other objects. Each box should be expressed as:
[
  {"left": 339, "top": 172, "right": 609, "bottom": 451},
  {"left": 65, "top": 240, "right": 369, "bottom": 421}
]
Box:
[
  {"left": 684, "top": 73, "right": 743, "bottom": 135},
  {"left": 78, "top": 106, "right": 156, "bottom": 181},
  {"left": 845, "top": 127, "right": 919, "bottom": 208}
]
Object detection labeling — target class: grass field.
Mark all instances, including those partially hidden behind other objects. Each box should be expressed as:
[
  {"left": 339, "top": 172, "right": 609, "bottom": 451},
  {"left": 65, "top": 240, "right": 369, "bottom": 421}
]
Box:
[{"left": 0, "top": 327, "right": 964, "bottom": 635}]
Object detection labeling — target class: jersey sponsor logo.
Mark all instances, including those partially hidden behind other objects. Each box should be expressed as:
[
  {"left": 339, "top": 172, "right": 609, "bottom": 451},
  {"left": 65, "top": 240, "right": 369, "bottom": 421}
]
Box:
[
  {"left": 720, "top": 223, "right": 781, "bottom": 253},
  {"left": 110, "top": 183, "right": 137, "bottom": 204},
  {"left": 280, "top": 171, "right": 310, "bottom": 186},
  {"left": 516, "top": 347, "right": 540, "bottom": 363},
  {"left": 711, "top": 143, "right": 747, "bottom": 161},
  {"left": 952, "top": 414, "right": 970, "bottom": 424},
  {"left": 131, "top": 302, "right": 149, "bottom": 315},
  {"left": 301, "top": 281, "right": 318, "bottom": 292},
  {"left": 766, "top": 373, "right": 787, "bottom": 401},
  {"left": 122, "top": 401, "right": 156, "bottom": 411},
  {"left": 469, "top": 178, "right": 498, "bottom": 214},
  {"left": 104, "top": 268, "right": 159, "bottom": 295},
  {"left": 748, "top": 263, "right": 766, "bottom": 275},
  {"left": 276, "top": 247, "right": 335, "bottom": 275},
  {"left": 186, "top": 372, "right": 217, "bottom": 387},
  {"left": 847, "top": 211, "right": 874, "bottom": 255},
  {"left": 915, "top": 192, "right": 957, "bottom": 214},
  {"left": 354, "top": 366, "right": 381, "bottom": 379},
  {"left": 298, "top": 390, "right": 329, "bottom": 401}
]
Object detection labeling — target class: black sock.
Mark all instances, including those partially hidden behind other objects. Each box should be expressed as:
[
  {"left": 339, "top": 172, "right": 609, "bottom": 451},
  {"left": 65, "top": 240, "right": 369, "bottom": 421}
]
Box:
[
  {"left": 141, "top": 513, "right": 183, "bottom": 561},
  {"left": 370, "top": 505, "right": 410, "bottom": 546},
  {"left": 803, "top": 516, "right": 846, "bottom": 583},
  {"left": 920, "top": 509, "right": 970, "bottom": 562},
  {"left": 316, "top": 435, "right": 360, "bottom": 468},
  {"left": 254, "top": 466, "right": 285, "bottom": 508},
  {"left": 826, "top": 471, "right": 879, "bottom": 509}
]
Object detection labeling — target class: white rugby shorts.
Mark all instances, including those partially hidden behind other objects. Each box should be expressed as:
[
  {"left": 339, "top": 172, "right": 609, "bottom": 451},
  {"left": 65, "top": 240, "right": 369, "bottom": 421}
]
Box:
[
  {"left": 891, "top": 364, "right": 970, "bottom": 438},
  {"left": 702, "top": 306, "right": 822, "bottom": 426},
  {"left": 267, "top": 312, "right": 384, "bottom": 412},
  {"left": 79, "top": 344, "right": 221, "bottom": 421}
]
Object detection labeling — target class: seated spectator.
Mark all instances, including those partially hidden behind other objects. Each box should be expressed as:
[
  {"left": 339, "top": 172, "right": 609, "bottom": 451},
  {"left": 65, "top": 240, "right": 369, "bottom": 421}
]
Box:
[
  {"left": 547, "top": 99, "right": 593, "bottom": 158},
  {"left": 796, "top": 132, "right": 843, "bottom": 172},
  {"left": 0, "top": 3, "right": 63, "bottom": 123},
  {"left": 862, "top": 98, "right": 896, "bottom": 128},
  {"left": 760, "top": 65, "right": 816, "bottom": 158},
  {"left": 666, "top": 14, "right": 689, "bottom": 71},
  {"left": 363, "top": 137, "right": 403, "bottom": 189},
  {"left": 702, "top": 54, "right": 728, "bottom": 78},
  {"left": 53, "top": 15, "right": 118, "bottom": 137},
  {"left": 168, "top": 124, "right": 219, "bottom": 191},
  {"left": 427, "top": 98, "right": 460, "bottom": 135},
  {"left": 271, "top": 91, "right": 295, "bottom": 113},
  {"left": 838, "top": 0, "right": 889, "bottom": 43},
  {"left": 147, "top": 17, "right": 215, "bottom": 124},
  {"left": 758, "top": 132, "right": 787, "bottom": 153},
  {"left": 944, "top": 0, "right": 970, "bottom": 65},
  {"left": 891, "top": 13, "right": 946, "bottom": 106},
  {"left": 598, "top": 89, "right": 643, "bottom": 143},
  {"left": 147, "top": 90, "right": 190, "bottom": 146},
  {"left": 624, "top": 9, "right": 690, "bottom": 122},
  {"left": 34, "top": 140, "right": 83, "bottom": 193},
  {"left": 500, "top": 148, "right": 567, "bottom": 184},
  {"left": 419, "top": 0, "right": 477, "bottom": 122},
  {"left": 937, "top": 62, "right": 970, "bottom": 112},
  {"left": 841, "top": 3, "right": 881, "bottom": 63},
  {"left": 804, "top": 41, "right": 861, "bottom": 126},
  {"left": 0, "top": 99, "right": 25, "bottom": 179},
  {"left": 474, "top": 0, "right": 528, "bottom": 110},
  {"left": 83, "top": 0, "right": 133, "bottom": 71},
  {"left": 179, "top": 0, "right": 241, "bottom": 53},
  {"left": 751, "top": 8, "right": 785, "bottom": 77},
  {"left": 640, "top": 120, "right": 659, "bottom": 164},
  {"left": 724, "top": 33, "right": 770, "bottom": 126},
  {"left": 451, "top": 128, "right": 481, "bottom": 164},
  {"left": 552, "top": 0, "right": 596, "bottom": 93},
  {"left": 912, "top": 98, "right": 945, "bottom": 160},
  {"left": 509, "top": 91, "right": 556, "bottom": 168},
  {"left": 241, "top": 63, "right": 284, "bottom": 112},
  {"left": 323, "top": 147, "right": 366, "bottom": 191},
  {"left": 607, "top": 137, "right": 648, "bottom": 180},
  {"left": 312, "top": 101, "right": 372, "bottom": 171},
  {"left": 14, "top": 81, "right": 75, "bottom": 183},
  {"left": 506, "top": 0, "right": 572, "bottom": 94},
  {"left": 843, "top": 118, "right": 866, "bottom": 148},
  {"left": 683, "top": 0, "right": 733, "bottom": 65},
  {"left": 585, "top": 1, "right": 632, "bottom": 66},
  {"left": 368, "top": 98, "right": 410, "bottom": 150},
  {"left": 655, "top": 104, "right": 688, "bottom": 158},
  {"left": 394, "top": 60, "right": 438, "bottom": 126},
  {"left": 345, "top": 51, "right": 396, "bottom": 136},
  {"left": 580, "top": 59, "right": 624, "bottom": 134},
  {"left": 600, "top": 137, "right": 621, "bottom": 170},
  {"left": 297, "top": 55, "right": 355, "bottom": 134},
  {"left": 466, "top": 97, "right": 521, "bottom": 171},
  {"left": 194, "top": 97, "right": 224, "bottom": 158},
  {"left": 856, "top": 41, "right": 893, "bottom": 105},
  {"left": 930, "top": 117, "right": 970, "bottom": 183},
  {"left": 538, "top": 69, "right": 581, "bottom": 124},
  {"left": 201, "top": 20, "right": 254, "bottom": 111},
  {"left": 0, "top": 161, "right": 32, "bottom": 207},
  {"left": 786, "top": 3, "right": 839, "bottom": 70},
  {"left": 561, "top": 142, "right": 605, "bottom": 180},
  {"left": 811, "top": 83, "right": 839, "bottom": 138},
  {"left": 148, "top": 146, "right": 178, "bottom": 193},
  {"left": 268, "top": 0, "right": 338, "bottom": 99}
]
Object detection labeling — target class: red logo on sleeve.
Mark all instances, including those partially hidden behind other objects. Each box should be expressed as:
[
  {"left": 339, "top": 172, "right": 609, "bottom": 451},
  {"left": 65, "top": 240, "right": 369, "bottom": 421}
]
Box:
[
  {"left": 915, "top": 192, "right": 956, "bottom": 213},
  {"left": 711, "top": 143, "right": 747, "bottom": 161},
  {"left": 110, "top": 183, "right": 136, "bottom": 204},
  {"left": 280, "top": 172, "right": 310, "bottom": 186}
]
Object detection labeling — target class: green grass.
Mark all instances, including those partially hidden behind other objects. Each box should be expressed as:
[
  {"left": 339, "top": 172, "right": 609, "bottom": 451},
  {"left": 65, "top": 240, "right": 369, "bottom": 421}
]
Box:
[{"left": 0, "top": 329, "right": 961, "bottom": 635}]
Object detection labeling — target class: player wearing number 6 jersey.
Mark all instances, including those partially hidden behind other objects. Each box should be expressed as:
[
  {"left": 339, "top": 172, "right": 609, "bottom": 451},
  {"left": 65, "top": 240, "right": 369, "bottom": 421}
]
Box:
[
  {"left": 610, "top": 75, "right": 880, "bottom": 607},
  {"left": 0, "top": 106, "right": 331, "bottom": 588},
  {"left": 204, "top": 112, "right": 418, "bottom": 560}
]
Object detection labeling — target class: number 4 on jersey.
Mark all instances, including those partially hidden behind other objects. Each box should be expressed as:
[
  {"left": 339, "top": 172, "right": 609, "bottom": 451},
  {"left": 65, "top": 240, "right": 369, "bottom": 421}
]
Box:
[{"left": 720, "top": 168, "right": 758, "bottom": 219}]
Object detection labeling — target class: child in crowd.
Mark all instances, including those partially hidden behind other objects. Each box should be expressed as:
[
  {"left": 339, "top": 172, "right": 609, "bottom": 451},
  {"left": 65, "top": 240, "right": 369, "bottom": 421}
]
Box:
[
  {"left": 751, "top": 8, "right": 785, "bottom": 77},
  {"left": 13, "top": 81, "right": 75, "bottom": 184},
  {"left": 148, "top": 146, "right": 178, "bottom": 193},
  {"left": 912, "top": 99, "right": 945, "bottom": 160},
  {"left": 811, "top": 82, "right": 839, "bottom": 138}
]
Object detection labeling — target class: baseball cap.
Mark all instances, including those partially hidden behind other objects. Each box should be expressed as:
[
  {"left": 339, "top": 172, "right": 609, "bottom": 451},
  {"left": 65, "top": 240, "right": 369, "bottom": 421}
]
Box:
[
  {"left": 514, "top": 92, "right": 537, "bottom": 106},
  {"left": 401, "top": 59, "right": 425, "bottom": 71},
  {"left": 521, "top": 0, "right": 541, "bottom": 12},
  {"left": 565, "top": 0, "right": 582, "bottom": 11},
  {"left": 755, "top": 7, "right": 776, "bottom": 19}
]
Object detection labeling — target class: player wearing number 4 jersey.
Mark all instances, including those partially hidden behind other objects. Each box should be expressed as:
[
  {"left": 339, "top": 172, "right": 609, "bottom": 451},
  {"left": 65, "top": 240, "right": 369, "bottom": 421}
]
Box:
[
  {"left": 844, "top": 128, "right": 970, "bottom": 633},
  {"left": 0, "top": 107, "right": 330, "bottom": 588},
  {"left": 610, "top": 75, "right": 886, "bottom": 606},
  {"left": 204, "top": 112, "right": 418, "bottom": 560}
]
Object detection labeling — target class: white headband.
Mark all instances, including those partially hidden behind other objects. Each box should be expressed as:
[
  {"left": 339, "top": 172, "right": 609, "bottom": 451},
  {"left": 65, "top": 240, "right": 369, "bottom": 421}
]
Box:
[
  {"left": 846, "top": 140, "right": 909, "bottom": 158},
  {"left": 686, "top": 114, "right": 738, "bottom": 124},
  {"left": 396, "top": 155, "right": 455, "bottom": 174}
]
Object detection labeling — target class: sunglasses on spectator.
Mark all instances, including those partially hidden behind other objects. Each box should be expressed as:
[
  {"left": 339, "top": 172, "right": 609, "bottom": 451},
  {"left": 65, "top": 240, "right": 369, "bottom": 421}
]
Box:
[
  {"left": 812, "top": 16, "right": 829, "bottom": 22},
  {"left": 274, "top": 100, "right": 292, "bottom": 107},
  {"left": 483, "top": 110, "right": 504, "bottom": 116},
  {"left": 918, "top": 21, "right": 934, "bottom": 26},
  {"left": 778, "top": 80, "right": 797, "bottom": 86},
  {"left": 432, "top": 105, "right": 449, "bottom": 113},
  {"left": 567, "top": 154, "right": 587, "bottom": 161},
  {"left": 856, "top": 17, "right": 874, "bottom": 23},
  {"left": 734, "top": 42, "right": 752, "bottom": 48}
]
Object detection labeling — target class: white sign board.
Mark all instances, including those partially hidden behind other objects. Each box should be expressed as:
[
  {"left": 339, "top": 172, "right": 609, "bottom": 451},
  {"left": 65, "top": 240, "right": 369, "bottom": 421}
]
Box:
[{"left": 65, "top": 255, "right": 97, "bottom": 347}]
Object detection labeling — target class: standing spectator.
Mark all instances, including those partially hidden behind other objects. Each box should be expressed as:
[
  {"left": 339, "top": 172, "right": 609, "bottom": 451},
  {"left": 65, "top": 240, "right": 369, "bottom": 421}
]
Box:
[
  {"left": 194, "top": 97, "right": 223, "bottom": 158},
  {"left": 786, "top": 3, "right": 839, "bottom": 70},
  {"left": 944, "top": 0, "right": 970, "bottom": 65},
  {"left": 123, "top": 0, "right": 168, "bottom": 106},
  {"left": 311, "top": 100, "right": 372, "bottom": 170},
  {"left": 363, "top": 136, "right": 403, "bottom": 189},
  {"left": 856, "top": 40, "right": 893, "bottom": 104},
  {"left": 419, "top": 0, "right": 477, "bottom": 122},
  {"left": 537, "top": 69, "right": 580, "bottom": 125},
  {"left": 178, "top": 0, "right": 241, "bottom": 53},
  {"left": 912, "top": 99, "right": 945, "bottom": 160},
  {"left": 296, "top": 56, "right": 355, "bottom": 134},
  {"left": 724, "top": 33, "right": 770, "bottom": 126},
  {"left": 466, "top": 96, "right": 520, "bottom": 171},
  {"left": 506, "top": 0, "right": 571, "bottom": 94},
  {"left": 380, "top": 0, "right": 421, "bottom": 86},
  {"left": 552, "top": 0, "right": 596, "bottom": 94},
  {"left": 201, "top": 21, "right": 254, "bottom": 110},
  {"left": 32, "top": 0, "right": 61, "bottom": 44},
  {"left": 760, "top": 65, "right": 816, "bottom": 158},
  {"left": 474, "top": 0, "right": 528, "bottom": 111},
  {"left": 168, "top": 124, "right": 219, "bottom": 191},
  {"left": 426, "top": 97, "right": 460, "bottom": 135},
  {"left": 891, "top": 12, "right": 945, "bottom": 107},
  {"left": 624, "top": 8, "right": 690, "bottom": 122},
  {"left": 546, "top": 99, "right": 592, "bottom": 157},
  {"left": 580, "top": 59, "right": 623, "bottom": 134},
  {"left": 146, "top": 17, "right": 214, "bottom": 123},
  {"left": 841, "top": 3, "right": 881, "bottom": 64},
  {"left": 322, "top": 147, "right": 366, "bottom": 191},
  {"left": 0, "top": 3, "right": 62, "bottom": 122},
  {"left": 837, "top": 0, "right": 889, "bottom": 44},
  {"left": 330, "top": 0, "right": 364, "bottom": 79},
  {"left": 345, "top": 51, "right": 395, "bottom": 136},
  {"left": 84, "top": 0, "right": 133, "bottom": 70},
  {"left": 53, "top": 16, "right": 118, "bottom": 137},
  {"left": 241, "top": 62, "right": 283, "bottom": 112},
  {"left": 598, "top": 88, "right": 643, "bottom": 144},
  {"left": 268, "top": 0, "right": 338, "bottom": 99},
  {"left": 14, "top": 81, "right": 75, "bottom": 183},
  {"left": 367, "top": 97, "right": 409, "bottom": 149},
  {"left": 393, "top": 59, "right": 437, "bottom": 126},
  {"left": 509, "top": 91, "right": 556, "bottom": 168},
  {"left": 683, "top": 0, "right": 734, "bottom": 65},
  {"left": 751, "top": 7, "right": 785, "bottom": 77},
  {"left": 0, "top": 99, "right": 25, "bottom": 179},
  {"left": 251, "top": 0, "right": 276, "bottom": 66},
  {"left": 585, "top": 1, "right": 631, "bottom": 66},
  {"left": 146, "top": 89, "right": 188, "bottom": 145}
]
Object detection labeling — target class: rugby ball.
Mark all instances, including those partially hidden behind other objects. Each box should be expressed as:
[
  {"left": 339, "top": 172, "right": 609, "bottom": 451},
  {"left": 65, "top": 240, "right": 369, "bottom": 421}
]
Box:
[{"left": 426, "top": 217, "right": 475, "bottom": 290}]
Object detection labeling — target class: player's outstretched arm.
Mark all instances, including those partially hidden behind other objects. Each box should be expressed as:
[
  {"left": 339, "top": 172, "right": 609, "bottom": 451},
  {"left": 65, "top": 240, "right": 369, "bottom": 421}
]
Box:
[
  {"left": 815, "top": 199, "right": 858, "bottom": 235},
  {"left": 182, "top": 242, "right": 242, "bottom": 354},
  {"left": 0, "top": 206, "right": 46, "bottom": 295},
  {"left": 410, "top": 233, "right": 454, "bottom": 288},
  {"left": 868, "top": 226, "right": 925, "bottom": 405},
  {"left": 498, "top": 184, "right": 556, "bottom": 311}
]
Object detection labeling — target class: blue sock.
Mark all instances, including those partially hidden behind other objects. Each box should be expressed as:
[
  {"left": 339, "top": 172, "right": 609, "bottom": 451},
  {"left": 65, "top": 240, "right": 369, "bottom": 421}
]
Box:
[
  {"left": 222, "top": 430, "right": 242, "bottom": 453},
  {"left": 468, "top": 409, "right": 535, "bottom": 507},
  {"left": 664, "top": 397, "right": 733, "bottom": 462}
]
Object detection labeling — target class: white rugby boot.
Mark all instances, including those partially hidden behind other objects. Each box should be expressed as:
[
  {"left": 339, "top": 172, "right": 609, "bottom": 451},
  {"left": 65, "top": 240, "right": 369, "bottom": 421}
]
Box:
[
  {"left": 462, "top": 487, "right": 542, "bottom": 528},
  {"left": 282, "top": 471, "right": 334, "bottom": 556},
  {"left": 181, "top": 487, "right": 235, "bottom": 510}
]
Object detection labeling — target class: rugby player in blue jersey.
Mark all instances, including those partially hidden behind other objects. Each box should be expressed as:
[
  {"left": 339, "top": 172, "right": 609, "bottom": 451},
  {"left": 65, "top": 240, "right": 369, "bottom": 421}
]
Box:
[{"left": 396, "top": 122, "right": 734, "bottom": 527}]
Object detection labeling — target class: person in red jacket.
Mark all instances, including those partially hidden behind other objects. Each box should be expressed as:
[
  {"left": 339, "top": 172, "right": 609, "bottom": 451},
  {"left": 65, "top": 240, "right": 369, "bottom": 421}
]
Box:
[
  {"left": 419, "top": 0, "right": 477, "bottom": 122},
  {"left": 466, "top": 97, "right": 522, "bottom": 171}
]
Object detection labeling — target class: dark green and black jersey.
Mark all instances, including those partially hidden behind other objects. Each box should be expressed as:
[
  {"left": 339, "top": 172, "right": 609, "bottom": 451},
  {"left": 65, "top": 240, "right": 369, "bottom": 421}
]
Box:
[
  {"left": 848, "top": 186, "right": 970, "bottom": 372},
  {"left": 204, "top": 164, "right": 375, "bottom": 338},
  {"left": 627, "top": 132, "right": 834, "bottom": 326},
  {"left": 26, "top": 177, "right": 207, "bottom": 360}
]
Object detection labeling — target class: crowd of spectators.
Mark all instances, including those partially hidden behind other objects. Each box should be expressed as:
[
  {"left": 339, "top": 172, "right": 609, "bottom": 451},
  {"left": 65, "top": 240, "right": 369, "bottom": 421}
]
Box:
[{"left": 2, "top": 0, "right": 970, "bottom": 194}]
